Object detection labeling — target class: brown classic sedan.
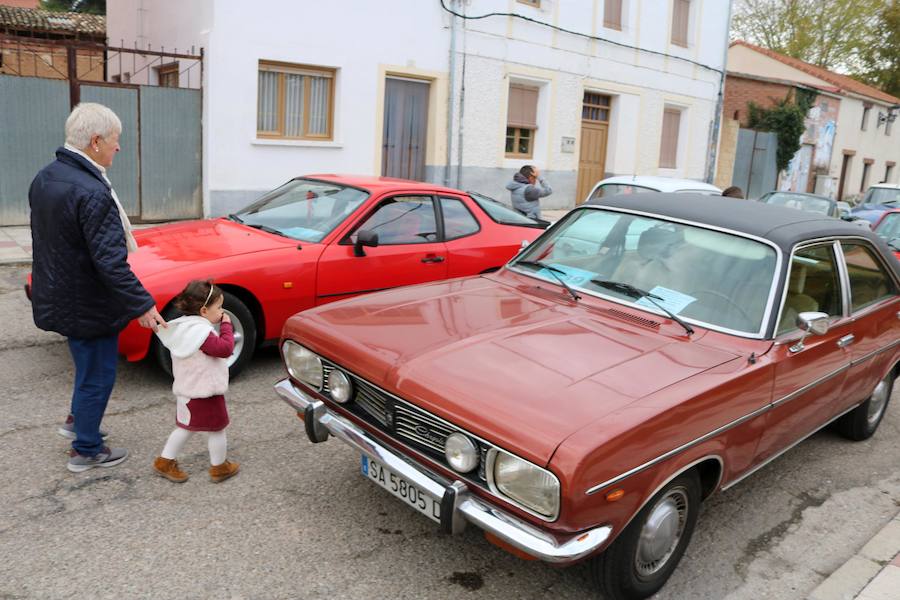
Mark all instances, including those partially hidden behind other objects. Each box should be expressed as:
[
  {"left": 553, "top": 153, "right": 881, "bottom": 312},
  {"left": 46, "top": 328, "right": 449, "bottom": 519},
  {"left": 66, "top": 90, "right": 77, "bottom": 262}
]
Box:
[{"left": 275, "top": 193, "right": 900, "bottom": 600}]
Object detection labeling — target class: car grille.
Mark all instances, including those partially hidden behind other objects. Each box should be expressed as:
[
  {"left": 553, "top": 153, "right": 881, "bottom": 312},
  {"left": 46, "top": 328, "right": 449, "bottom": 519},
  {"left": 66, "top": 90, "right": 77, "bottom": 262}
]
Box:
[{"left": 320, "top": 358, "right": 491, "bottom": 486}]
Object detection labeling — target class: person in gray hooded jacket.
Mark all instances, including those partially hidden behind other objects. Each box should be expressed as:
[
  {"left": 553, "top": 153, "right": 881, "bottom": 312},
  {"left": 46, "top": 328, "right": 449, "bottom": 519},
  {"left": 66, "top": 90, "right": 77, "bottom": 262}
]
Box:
[{"left": 505, "top": 165, "right": 553, "bottom": 219}]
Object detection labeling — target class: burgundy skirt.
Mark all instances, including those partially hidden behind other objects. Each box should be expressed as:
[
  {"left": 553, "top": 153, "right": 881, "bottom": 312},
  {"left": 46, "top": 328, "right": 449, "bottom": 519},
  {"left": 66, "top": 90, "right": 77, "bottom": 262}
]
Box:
[{"left": 176, "top": 394, "right": 230, "bottom": 432}]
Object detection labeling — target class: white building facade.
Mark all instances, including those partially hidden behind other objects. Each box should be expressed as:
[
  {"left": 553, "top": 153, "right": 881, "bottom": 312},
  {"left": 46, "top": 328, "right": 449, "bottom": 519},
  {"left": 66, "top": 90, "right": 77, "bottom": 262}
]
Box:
[{"left": 107, "top": 0, "right": 732, "bottom": 217}]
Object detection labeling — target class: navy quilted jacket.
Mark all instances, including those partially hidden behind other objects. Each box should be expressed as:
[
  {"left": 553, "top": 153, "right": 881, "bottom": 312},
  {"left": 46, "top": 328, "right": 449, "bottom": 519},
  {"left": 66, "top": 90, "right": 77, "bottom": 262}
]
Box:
[{"left": 29, "top": 148, "right": 154, "bottom": 339}]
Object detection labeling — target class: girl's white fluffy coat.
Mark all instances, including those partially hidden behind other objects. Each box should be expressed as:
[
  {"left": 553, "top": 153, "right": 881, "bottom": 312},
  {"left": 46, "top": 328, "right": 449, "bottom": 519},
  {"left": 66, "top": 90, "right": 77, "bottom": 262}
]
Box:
[{"left": 155, "top": 315, "right": 229, "bottom": 398}]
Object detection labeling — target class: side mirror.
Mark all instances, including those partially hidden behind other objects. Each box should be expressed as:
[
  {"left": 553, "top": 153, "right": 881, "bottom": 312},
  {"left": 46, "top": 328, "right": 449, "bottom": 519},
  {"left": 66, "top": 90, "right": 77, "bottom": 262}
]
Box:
[
  {"left": 353, "top": 229, "right": 379, "bottom": 257},
  {"left": 790, "top": 311, "right": 829, "bottom": 353}
]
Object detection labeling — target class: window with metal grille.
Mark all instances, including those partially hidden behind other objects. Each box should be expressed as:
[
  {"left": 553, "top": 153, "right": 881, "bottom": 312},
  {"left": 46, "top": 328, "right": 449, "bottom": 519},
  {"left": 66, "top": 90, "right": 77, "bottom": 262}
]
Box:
[
  {"left": 659, "top": 107, "right": 681, "bottom": 168},
  {"left": 671, "top": 0, "right": 690, "bottom": 47},
  {"left": 861, "top": 104, "right": 871, "bottom": 131},
  {"left": 506, "top": 84, "right": 539, "bottom": 158},
  {"left": 604, "top": 0, "right": 623, "bottom": 30},
  {"left": 257, "top": 60, "right": 334, "bottom": 140},
  {"left": 582, "top": 92, "right": 611, "bottom": 122}
]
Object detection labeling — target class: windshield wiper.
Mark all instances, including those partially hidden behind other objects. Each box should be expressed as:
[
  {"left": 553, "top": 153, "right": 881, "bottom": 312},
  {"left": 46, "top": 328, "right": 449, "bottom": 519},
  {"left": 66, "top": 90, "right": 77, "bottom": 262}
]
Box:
[
  {"left": 245, "top": 223, "right": 287, "bottom": 237},
  {"left": 515, "top": 260, "right": 581, "bottom": 302},
  {"left": 227, "top": 213, "right": 244, "bottom": 223},
  {"left": 590, "top": 279, "right": 694, "bottom": 336}
]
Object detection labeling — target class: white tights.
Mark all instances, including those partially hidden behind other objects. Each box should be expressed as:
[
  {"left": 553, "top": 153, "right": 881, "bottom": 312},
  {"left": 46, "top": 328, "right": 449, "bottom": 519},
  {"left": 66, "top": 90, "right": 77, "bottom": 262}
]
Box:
[{"left": 161, "top": 427, "right": 228, "bottom": 466}]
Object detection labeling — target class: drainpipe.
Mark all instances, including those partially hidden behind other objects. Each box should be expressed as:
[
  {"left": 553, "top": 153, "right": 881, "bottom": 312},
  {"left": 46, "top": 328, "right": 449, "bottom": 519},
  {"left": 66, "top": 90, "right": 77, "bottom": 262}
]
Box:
[
  {"left": 445, "top": 1, "right": 457, "bottom": 186},
  {"left": 704, "top": 0, "right": 734, "bottom": 184},
  {"left": 456, "top": 21, "right": 466, "bottom": 190}
]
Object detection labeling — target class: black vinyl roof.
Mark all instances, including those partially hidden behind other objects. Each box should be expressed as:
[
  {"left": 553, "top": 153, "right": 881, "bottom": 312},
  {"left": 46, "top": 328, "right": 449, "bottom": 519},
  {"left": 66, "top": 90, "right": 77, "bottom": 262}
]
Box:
[{"left": 585, "top": 192, "right": 883, "bottom": 254}]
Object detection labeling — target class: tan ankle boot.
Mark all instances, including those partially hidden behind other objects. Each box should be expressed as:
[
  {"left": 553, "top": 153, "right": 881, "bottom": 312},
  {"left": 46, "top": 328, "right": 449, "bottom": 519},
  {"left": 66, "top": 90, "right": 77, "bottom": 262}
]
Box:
[
  {"left": 153, "top": 456, "right": 188, "bottom": 483},
  {"left": 209, "top": 460, "right": 240, "bottom": 483}
]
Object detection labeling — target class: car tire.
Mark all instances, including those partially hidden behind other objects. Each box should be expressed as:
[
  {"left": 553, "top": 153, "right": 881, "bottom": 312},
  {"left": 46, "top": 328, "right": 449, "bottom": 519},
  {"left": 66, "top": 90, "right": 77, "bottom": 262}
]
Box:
[
  {"left": 836, "top": 371, "right": 893, "bottom": 441},
  {"left": 152, "top": 291, "right": 257, "bottom": 379},
  {"left": 590, "top": 470, "right": 701, "bottom": 600}
]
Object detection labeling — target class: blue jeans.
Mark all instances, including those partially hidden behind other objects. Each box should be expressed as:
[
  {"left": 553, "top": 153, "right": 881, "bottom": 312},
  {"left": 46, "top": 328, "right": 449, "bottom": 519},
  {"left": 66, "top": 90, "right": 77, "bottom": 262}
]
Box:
[{"left": 67, "top": 335, "right": 118, "bottom": 456}]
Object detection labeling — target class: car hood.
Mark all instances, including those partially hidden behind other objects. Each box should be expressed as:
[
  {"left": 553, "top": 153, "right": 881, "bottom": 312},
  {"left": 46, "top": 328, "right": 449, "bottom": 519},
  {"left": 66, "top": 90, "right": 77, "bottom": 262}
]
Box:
[
  {"left": 284, "top": 275, "right": 741, "bottom": 466},
  {"left": 129, "top": 218, "right": 294, "bottom": 274}
]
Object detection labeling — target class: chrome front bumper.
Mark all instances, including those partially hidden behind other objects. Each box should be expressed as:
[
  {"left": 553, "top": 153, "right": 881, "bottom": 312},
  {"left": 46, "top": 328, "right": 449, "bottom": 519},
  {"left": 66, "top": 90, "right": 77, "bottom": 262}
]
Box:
[{"left": 274, "top": 377, "right": 612, "bottom": 563}]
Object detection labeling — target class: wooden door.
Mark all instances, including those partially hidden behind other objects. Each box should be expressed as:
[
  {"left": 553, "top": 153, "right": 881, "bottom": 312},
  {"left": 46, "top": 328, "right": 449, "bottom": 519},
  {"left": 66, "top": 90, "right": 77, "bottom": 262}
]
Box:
[{"left": 576, "top": 92, "right": 611, "bottom": 204}]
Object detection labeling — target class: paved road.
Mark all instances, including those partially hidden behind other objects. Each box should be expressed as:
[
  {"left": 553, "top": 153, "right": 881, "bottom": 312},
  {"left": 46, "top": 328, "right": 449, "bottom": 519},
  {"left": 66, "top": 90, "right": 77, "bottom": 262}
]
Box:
[{"left": 1, "top": 264, "right": 898, "bottom": 600}]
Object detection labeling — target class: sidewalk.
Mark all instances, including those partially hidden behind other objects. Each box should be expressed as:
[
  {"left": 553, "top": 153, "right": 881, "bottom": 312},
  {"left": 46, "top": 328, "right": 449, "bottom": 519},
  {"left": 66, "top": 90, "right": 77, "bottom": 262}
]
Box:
[
  {"left": 0, "top": 226, "right": 32, "bottom": 264},
  {"left": 809, "top": 510, "right": 900, "bottom": 600}
]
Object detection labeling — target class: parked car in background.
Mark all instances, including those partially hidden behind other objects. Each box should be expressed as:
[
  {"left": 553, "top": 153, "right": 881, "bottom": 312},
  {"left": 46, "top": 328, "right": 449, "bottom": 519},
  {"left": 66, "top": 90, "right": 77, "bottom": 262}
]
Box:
[
  {"left": 275, "top": 193, "right": 900, "bottom": 600},
  {"left": 851, "top": 183, "right": 900, "bottom": 224},
  {"left": 873, "top": 209, "right": 900, "bottom": 259},
  {"left": 757, "top": 191, "right": 840, "bottom": 218},
  {"left": 585, "top": 175, "right": 721, "bottom": 203},
  {"left": 27, "top": 176, "right": 546, "bottom": 375}
]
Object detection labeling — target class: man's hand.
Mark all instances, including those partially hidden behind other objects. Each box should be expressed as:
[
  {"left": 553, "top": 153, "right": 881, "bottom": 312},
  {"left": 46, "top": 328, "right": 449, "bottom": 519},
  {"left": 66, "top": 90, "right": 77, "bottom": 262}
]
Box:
[{"left": 138, "top": 306, "right": 167, "bottom": 332}]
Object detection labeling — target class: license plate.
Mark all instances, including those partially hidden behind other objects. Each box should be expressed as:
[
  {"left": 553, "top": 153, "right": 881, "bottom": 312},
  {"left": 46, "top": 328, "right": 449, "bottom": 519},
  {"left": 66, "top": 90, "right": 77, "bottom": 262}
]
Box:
[{"left": 361, "top": 455, "right": 441, "bottom": 523}]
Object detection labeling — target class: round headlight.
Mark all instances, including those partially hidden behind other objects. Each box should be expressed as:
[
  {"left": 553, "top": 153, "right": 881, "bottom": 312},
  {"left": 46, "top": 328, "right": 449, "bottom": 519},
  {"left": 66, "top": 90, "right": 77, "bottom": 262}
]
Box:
[
  {"left": 282, "top": 341, "right": 323, "bottom": 389},
  {"left": 445, "top": 433, "right": 479, "bottom": 473},
  {"left": 329, "top": 369, "right": 352, "bottom": 403}
]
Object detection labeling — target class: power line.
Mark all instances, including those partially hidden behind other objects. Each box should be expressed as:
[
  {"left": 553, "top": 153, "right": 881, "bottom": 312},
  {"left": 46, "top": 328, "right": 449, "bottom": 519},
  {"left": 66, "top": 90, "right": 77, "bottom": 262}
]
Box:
[{"left": 438, "top": 0, "right": 724, "bottom": 75}]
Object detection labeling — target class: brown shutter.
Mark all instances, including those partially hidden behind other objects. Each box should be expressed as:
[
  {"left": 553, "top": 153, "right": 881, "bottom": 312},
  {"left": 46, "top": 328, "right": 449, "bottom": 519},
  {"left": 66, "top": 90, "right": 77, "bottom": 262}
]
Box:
[
  {"left": 671, "top": 0, "right": 689, "bottom": 47},
  {"left": 659, "top": 108, "right": 681, "bottom": 168},
  {"left": 507, "top": 85, "right": 538, "bottom": 128},
  {"left": 604, "top": 0, "right": 622, "bottom": 29}
]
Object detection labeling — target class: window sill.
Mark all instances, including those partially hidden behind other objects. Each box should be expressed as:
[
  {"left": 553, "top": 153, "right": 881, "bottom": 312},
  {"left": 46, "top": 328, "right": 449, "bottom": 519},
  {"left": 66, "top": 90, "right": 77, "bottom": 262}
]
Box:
[{"left": 252, "top": 138, "right": 343, "bottom": 148}]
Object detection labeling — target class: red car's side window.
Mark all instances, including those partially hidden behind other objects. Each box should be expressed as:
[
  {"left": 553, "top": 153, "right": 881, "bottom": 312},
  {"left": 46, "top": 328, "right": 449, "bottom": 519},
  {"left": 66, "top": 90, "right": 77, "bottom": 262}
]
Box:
[
  {"left": 777, "top": 244, "right": 843, "bottom": 335},
  {"left": 354, "top": 196, "right": 438, "bottom": 245},
  {"left": 439, "top": 197, "right": 480, "bottom": 241},
  {"left": 841, "top": 242, "right": 899, "bottom": 313}
]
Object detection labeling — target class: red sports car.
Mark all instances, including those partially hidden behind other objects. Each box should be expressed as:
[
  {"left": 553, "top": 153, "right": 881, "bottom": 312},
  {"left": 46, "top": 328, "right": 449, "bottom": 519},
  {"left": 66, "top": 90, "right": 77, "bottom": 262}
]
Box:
[
  {"left": 31, "top": 175, "right": 546, "bottom": 374},
  {"left": 873, "top": 208, "right": 900, "bottom": 260}
]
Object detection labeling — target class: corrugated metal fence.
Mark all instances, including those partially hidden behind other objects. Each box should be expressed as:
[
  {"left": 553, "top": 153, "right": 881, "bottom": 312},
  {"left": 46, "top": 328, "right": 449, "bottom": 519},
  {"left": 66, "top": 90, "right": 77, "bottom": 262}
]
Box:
[
  {"left": 0, "top": 74, "right": 201, "bottom": 225},
  {"left": 732, "top": 128, "right": 778, "bottom": 200}
]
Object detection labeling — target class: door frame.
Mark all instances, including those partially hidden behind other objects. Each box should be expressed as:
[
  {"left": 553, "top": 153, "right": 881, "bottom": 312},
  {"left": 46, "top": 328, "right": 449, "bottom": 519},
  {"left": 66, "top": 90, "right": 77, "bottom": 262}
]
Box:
[
  {"left": 576, "top": 90, "right": 612, "bottom": 204},
  {"left": 373, "top": 67, "right": 445, "bottom": 181}
]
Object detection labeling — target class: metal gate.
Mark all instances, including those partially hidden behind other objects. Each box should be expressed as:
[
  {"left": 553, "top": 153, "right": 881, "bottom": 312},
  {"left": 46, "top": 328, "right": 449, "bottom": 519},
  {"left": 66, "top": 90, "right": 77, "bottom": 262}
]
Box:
[
  {"left": 0, "top": 39, "right": 202, "bottom": 225},
  {"left": 382, "top": 77, "right": 429, "bottom": 181},
  {"left": 732, "top": 128, "right": 778, "bottom": 200}
]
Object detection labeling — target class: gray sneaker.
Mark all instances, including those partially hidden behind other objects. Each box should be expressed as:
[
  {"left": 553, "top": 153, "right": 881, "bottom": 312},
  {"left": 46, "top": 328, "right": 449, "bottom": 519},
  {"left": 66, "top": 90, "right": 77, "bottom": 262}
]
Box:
[
  {"left": 57, "top": 415, "right": 109, "bottom": 441},
  {"left": 67, "top": 446, "right": 128, "bottom": 473}
]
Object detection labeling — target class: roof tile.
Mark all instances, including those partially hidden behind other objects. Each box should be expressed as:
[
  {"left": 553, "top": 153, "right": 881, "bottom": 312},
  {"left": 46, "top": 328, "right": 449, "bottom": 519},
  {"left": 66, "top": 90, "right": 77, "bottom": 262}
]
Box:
[
  {"left": 731, "top": 40, "right": 899, "bottom": 105},
  {"left": 0, "top": 5, "right": 105, "bottom": 37}
]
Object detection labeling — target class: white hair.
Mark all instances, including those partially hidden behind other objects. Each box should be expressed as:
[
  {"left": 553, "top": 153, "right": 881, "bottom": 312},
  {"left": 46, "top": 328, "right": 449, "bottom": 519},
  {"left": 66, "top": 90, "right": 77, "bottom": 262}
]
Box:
[{"left": 64, "top": 103, "right": 122, "bottom": 149}]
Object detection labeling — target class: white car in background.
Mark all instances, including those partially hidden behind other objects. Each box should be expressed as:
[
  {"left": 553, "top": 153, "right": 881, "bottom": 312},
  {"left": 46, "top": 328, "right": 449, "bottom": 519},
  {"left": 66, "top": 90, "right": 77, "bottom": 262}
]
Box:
[{"left": 584, "top": 175, "right": 722, "bottom": 203}]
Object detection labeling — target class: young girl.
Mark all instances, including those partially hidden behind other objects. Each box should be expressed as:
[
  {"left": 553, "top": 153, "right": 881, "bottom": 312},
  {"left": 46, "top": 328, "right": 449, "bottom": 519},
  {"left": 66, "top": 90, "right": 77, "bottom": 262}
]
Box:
[{"left": 153, "top": 280, "right": 240, "bottom": 483}]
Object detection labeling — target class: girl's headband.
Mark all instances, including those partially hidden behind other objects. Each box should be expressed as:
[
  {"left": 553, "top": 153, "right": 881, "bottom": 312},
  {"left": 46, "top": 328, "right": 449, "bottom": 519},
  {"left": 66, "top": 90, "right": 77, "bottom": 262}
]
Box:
[{"left": 202, "top": 284, "right": 215, "bottom": 308}]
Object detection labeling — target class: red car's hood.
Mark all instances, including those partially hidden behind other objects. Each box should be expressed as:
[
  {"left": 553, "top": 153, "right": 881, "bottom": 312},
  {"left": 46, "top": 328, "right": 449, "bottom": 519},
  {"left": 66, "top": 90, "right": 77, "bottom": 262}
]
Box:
[
  {"left": 284, "top": 275, "right": 741, "bottom": 466},
  {"left": 129, "top": 219, "right": 294, "bottom": 274}
]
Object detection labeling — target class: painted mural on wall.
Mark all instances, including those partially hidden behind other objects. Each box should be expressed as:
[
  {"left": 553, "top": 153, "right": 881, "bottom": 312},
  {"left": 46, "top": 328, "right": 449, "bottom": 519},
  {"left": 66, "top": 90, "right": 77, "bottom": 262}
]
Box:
[{"left": 780, "top": 96, "right": 840, "bottom": 193}]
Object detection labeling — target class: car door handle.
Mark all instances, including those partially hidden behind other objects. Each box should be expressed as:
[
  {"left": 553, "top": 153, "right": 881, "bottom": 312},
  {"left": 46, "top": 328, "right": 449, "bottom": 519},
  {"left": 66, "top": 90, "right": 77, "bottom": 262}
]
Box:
[
  {"left": 837, "top": 334, "right": 855, "bottom": 348},
  {"left": 421, "top": 255, "right": 445, "bottom": 264}
]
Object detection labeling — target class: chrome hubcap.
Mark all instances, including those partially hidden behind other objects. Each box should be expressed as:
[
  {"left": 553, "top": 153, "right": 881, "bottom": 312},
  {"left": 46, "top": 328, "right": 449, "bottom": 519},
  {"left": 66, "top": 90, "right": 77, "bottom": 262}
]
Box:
[
  {"left": 635, "top": 488, "right": 688, "bottom": 578},
  {"left": 221, "top": 309, "right": 244, "bottom": 368},
  {"left": 866, "top": 376, "right": 890, "bottom": 427}
]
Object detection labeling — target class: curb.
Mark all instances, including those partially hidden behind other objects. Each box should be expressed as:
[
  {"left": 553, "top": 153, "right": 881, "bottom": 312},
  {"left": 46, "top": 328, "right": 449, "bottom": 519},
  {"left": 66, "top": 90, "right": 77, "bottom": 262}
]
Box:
[{"left": 808, "top": 510, "right": 900, "bottom": 600}]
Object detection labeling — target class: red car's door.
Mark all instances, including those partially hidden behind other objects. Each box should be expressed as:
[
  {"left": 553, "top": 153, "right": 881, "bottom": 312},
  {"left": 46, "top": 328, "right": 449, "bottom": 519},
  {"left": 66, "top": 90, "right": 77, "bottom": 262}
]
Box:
[
  {"left": 755, "top": 242, "right": 853, "bottom": 462},
  {"left": 315, "top": 194, "right": 448, "bottom": 303},
  {"left": 835, "top": 241, "right": 900, "bottom": 410}
]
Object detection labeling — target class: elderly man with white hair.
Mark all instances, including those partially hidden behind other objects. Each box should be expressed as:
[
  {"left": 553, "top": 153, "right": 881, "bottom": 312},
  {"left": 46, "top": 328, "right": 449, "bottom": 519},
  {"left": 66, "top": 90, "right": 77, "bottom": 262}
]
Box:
[{"left": 29, "top": 102, "right": 166, "bottom": 473}]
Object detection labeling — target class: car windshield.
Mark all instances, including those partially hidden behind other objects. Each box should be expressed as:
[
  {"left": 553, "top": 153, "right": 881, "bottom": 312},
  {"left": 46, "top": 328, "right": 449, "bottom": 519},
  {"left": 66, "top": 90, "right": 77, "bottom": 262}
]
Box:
[
  {"left": 875, "top": 213, "right": 900, "bottom": 242},
  {"left": 589, "top": 183, "right": 656, "bottom": 201},
  {"left": 468, "top": 191, "right": 544, "bottom": 227},
  {"left": 509, "top": 208, "right": 778, "bottom": 335},
  {"left": 863, "top": 187, "right": 900, "bottom": 206},
  {"left": 761, "top": 193, "right": 831, "bottom": 215},
  {"left": 233, "top": 179, "right": 369, "bottom": 242}
]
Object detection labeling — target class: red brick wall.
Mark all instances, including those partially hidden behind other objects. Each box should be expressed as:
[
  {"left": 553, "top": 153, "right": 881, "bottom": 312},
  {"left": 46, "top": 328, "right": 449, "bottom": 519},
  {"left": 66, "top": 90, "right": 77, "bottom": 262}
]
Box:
[{"left": 723, "top": 75, "right": 793, "bottom": 127}]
